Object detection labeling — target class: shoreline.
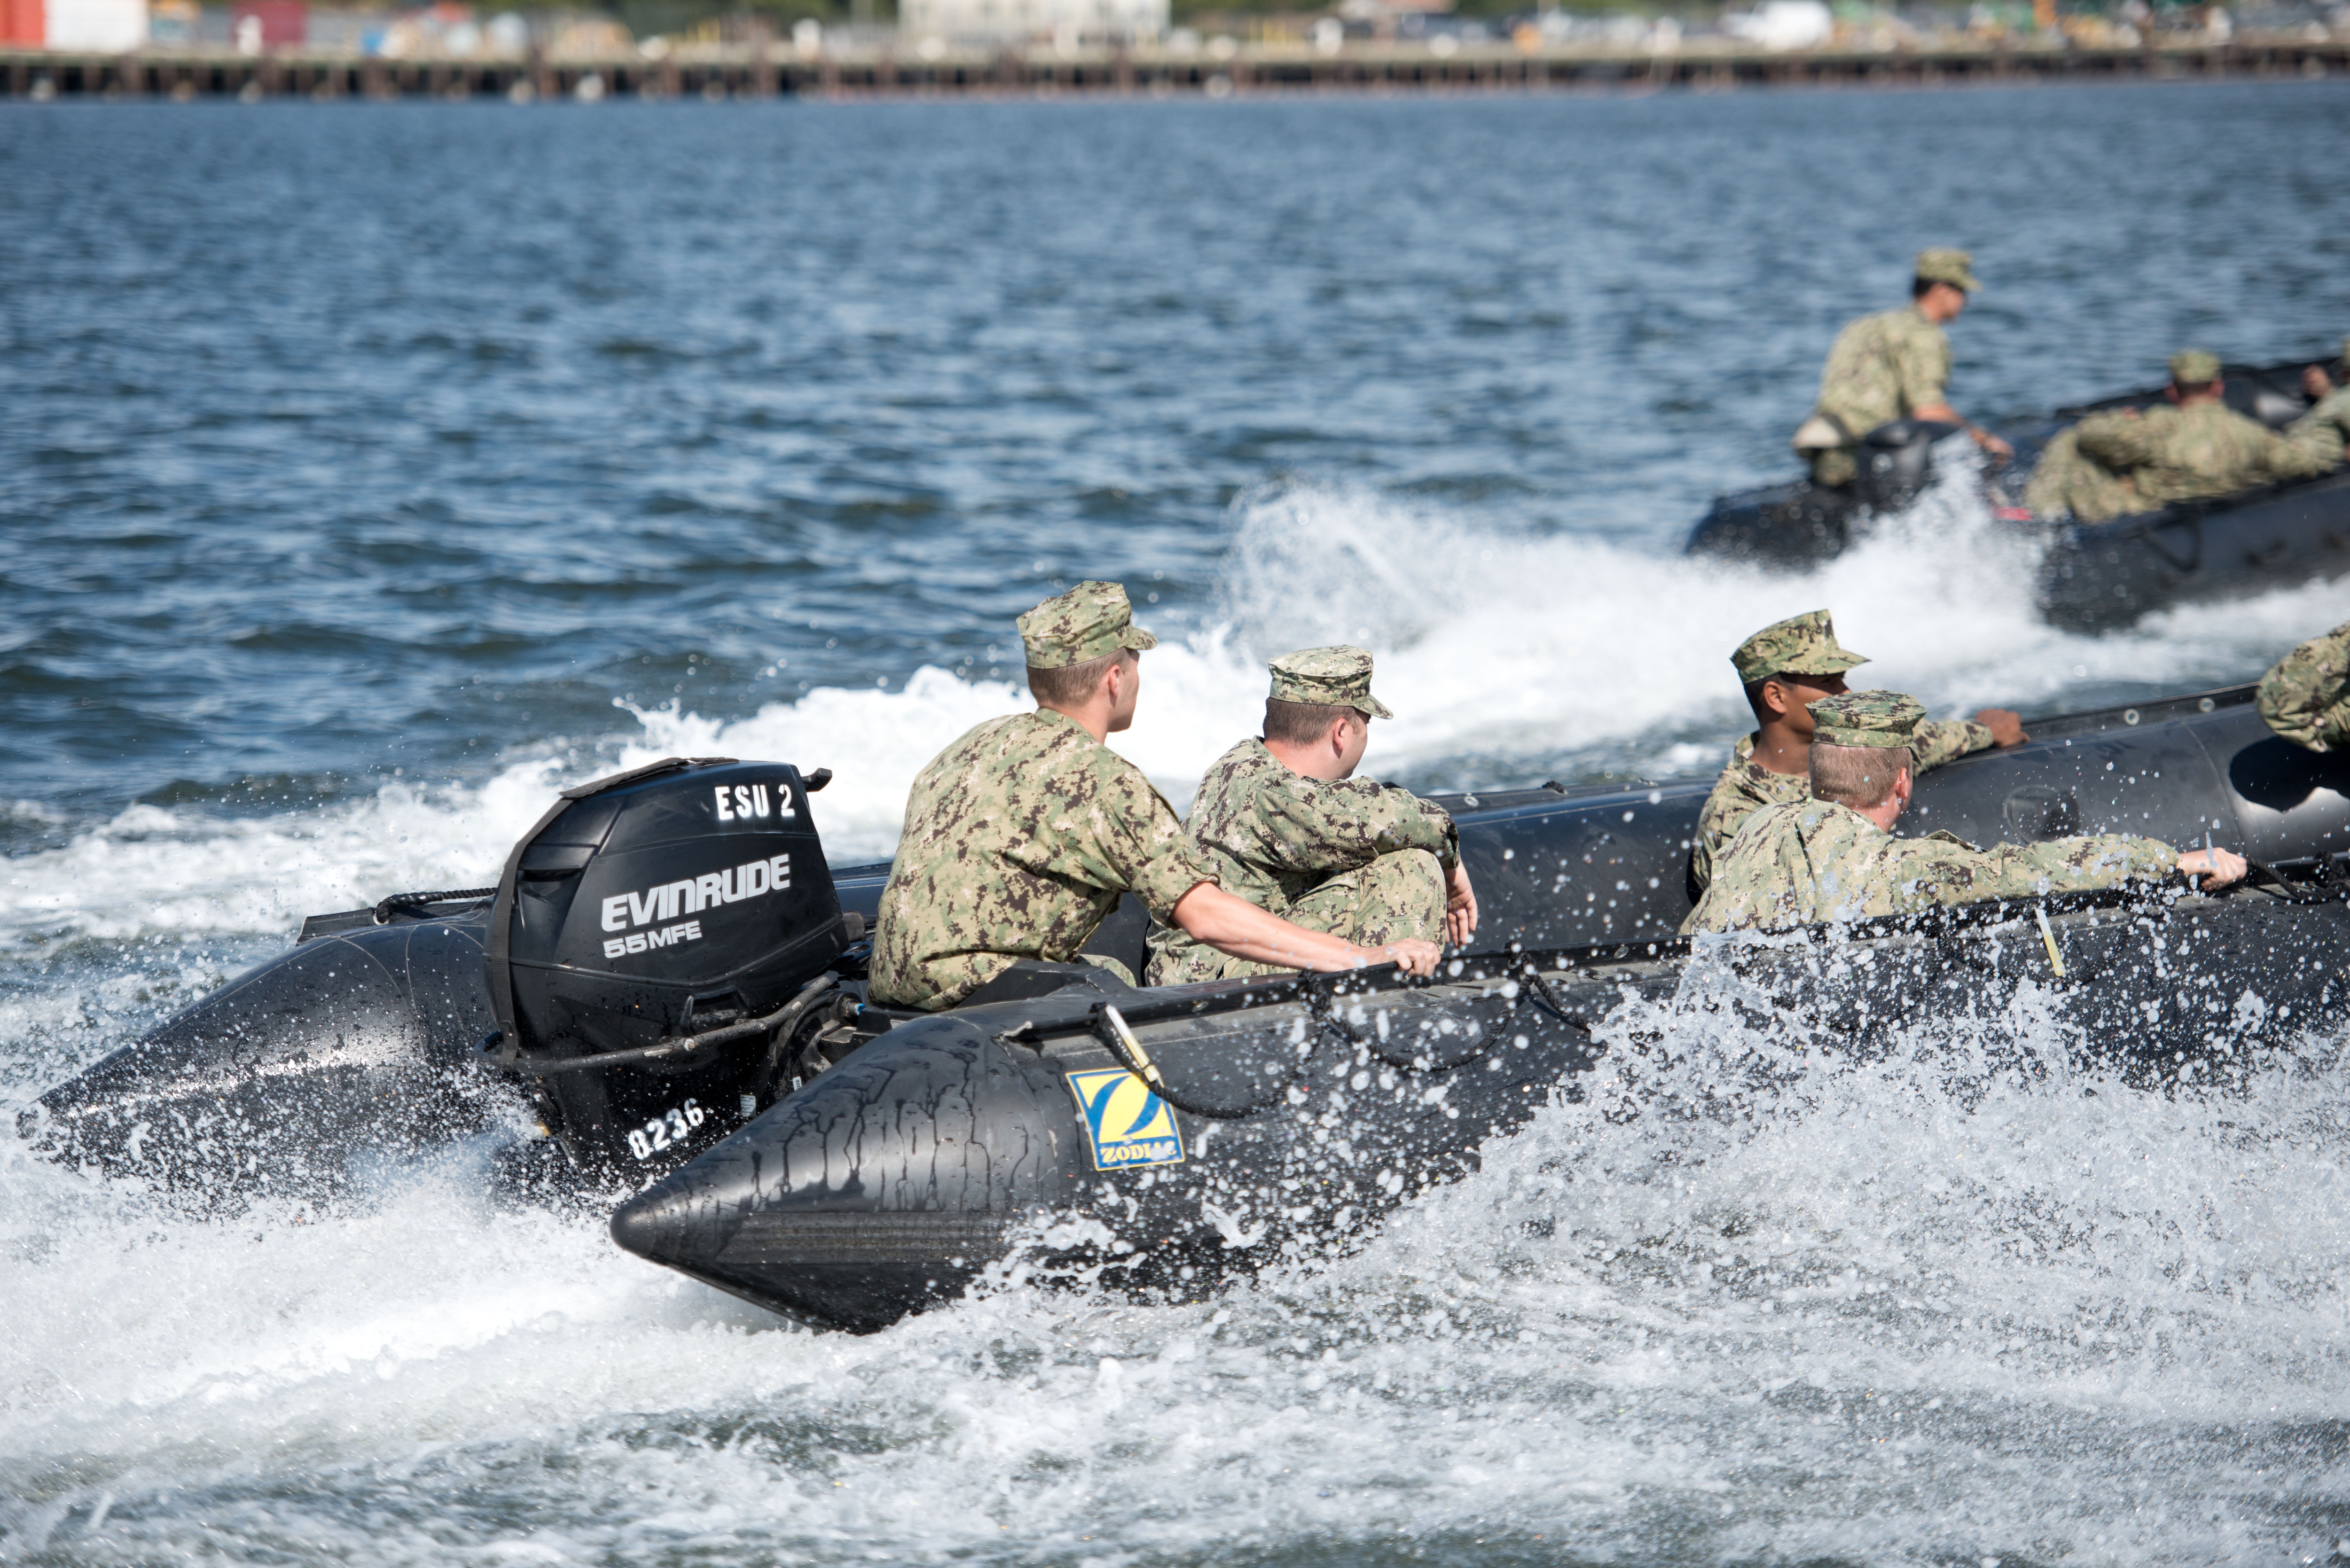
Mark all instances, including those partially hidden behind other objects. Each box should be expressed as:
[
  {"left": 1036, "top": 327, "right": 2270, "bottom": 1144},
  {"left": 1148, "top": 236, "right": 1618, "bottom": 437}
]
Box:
[{"left": 4, "top": 32, "right": 2344, "bottom": 101}]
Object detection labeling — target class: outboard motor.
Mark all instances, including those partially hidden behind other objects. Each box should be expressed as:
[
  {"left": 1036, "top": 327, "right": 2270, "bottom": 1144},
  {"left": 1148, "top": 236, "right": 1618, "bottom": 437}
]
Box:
[
  {"left": 486, "top": 757, "right": 851, "bottom": 1175},
  {"left": 1853, "top": 417, "right": 1960, "bottom": 513}
]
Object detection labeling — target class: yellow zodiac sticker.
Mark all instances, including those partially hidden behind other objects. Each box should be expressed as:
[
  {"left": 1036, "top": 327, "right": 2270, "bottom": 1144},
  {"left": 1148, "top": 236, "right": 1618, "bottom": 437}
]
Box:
[{"left": 1065, "top": 1068, "right": 1185, "bottom": 1171}]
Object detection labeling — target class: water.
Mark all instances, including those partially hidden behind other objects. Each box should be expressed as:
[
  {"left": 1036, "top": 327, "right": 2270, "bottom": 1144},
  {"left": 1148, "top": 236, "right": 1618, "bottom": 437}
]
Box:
[{"left": 4, "top": 81, "right": 2350, "bottom": 1565}]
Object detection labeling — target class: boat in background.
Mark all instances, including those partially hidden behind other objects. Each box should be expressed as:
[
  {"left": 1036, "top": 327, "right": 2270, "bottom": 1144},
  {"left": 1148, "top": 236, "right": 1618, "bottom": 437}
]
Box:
[{"left": 1684, "top": 351, "right": 2350, "bottom": 631}]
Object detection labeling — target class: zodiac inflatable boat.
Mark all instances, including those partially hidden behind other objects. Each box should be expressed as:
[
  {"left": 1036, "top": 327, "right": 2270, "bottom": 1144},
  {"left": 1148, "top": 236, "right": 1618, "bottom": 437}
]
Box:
[
  {"left": 1684, "top": 352, "right": 2350, "bottom": 632},
  {"left": 21, "top": 682, "right": 2350, "bottom": 1328}
]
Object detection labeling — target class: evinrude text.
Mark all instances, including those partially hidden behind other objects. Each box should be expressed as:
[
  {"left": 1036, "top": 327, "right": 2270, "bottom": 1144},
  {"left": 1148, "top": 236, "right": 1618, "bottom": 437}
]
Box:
[{"left": 600, "top": 854, "right": 793, "bottom": 936}]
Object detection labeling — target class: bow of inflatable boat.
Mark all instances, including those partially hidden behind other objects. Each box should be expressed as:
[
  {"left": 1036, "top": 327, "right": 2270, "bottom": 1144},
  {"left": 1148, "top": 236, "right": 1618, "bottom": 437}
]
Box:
[{"left": 609, "top": 1011, "right": 1075, "bottom": 1331}]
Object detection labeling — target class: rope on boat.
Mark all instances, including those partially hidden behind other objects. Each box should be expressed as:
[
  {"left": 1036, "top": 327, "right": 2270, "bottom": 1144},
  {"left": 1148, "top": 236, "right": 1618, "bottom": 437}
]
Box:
[
  {"left": 1309, "top": 982, "right": 1502, "bottom": 1073},
  {"left": 493, "top": 972, "right": 839, "bottom": 1079},
  {"left": 374, "top": 886, "right": 500, "bottom": 922}
]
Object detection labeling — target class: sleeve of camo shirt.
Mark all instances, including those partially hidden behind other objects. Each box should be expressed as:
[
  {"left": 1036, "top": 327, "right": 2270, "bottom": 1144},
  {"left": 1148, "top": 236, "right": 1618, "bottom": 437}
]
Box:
[
  {"left": 1909, "top": 717, "right": 1994, "bottom": 772},
  {"left": 1248, "top": 776, "right": 1459, "bottom": 878},
  {"left": 2256, "top": 418, "right": 2337, "bottom": 481},
  {"left": 1687, "top": 764, "right": 1755, "bottom": 895},
  {"left": 1956, "top": 833, "right": 2177, "bottom": 903},
  {"left": 1092, "top": 750, "right": 1217, "bottom": 921},
  {"left": 2285, "top": 389, "right": 2350, "bottom": 467},
  {"left": 2075, "top": 410, "right": 2163, "bottom": 471},
  {"left": 1892, "top": 314, "right": 1951, "bottom": 415}
]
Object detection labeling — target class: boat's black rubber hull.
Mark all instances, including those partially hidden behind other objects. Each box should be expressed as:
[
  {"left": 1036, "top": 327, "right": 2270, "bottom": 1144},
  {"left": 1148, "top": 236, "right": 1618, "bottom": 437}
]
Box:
[
  {"left": 609, "top": 979, "right": 1621, "bottom": 1330},
  {"left": 29, "top": 685, "right": 2350, "bottom": 1204},
  {"left": 611, "top": 885, "right": 2350, "bottom": 1331},
  {"left": 1684, "top": 481, "right": 1859, "bottom": 566},
  {"left": 2034, "top": 471, "right": 2350, "bottom": 631},
  {"left": 24, "top": 904, "right": 773, "bottom": 1194},
  {"left": 23, "top": 914, "right": 511, "bottom": 1194}
]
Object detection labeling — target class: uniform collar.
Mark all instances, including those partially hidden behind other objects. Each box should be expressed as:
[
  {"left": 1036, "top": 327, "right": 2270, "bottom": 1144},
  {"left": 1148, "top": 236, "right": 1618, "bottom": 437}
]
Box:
[
  {"left": 1801, "top": 798, "right": 1884, "bottom": 837},
  {"left": 1028, "top": 707, "right": 1099, "bottom": 744}
]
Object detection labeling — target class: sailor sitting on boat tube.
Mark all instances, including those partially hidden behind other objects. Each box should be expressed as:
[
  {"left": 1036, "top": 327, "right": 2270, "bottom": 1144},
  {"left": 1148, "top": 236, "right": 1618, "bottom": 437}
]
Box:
[
  {"left": 2025, "top": 349, "right": 2334, "bottom": 523},
  {"left": 1144, "top": 646, "right": 1477, "bottom": 987},
  {"left": 1683, "top": 690, "right": 2246, "bottom": 935},
  {"left": 867, "top": 583, "right": 1442, "bottom": 1013},
  {"left": 1688, "top": 609, "right": 2026, "bottom": 897}
]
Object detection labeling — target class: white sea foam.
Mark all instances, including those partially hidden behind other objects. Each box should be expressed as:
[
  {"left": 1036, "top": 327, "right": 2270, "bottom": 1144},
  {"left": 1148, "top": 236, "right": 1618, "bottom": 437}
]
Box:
[
  {"left": 0, "top": 483, "right": 2342, "bottom": 955},
  {"left": 4, "top": 979, "right": 2348, "bottom": 1564}
]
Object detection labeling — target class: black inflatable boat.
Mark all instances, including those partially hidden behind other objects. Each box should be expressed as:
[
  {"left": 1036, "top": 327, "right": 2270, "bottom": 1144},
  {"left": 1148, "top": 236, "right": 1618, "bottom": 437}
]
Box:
[
  {"left": 19, "top": 682, "right": 2350, "bottom": 1327},
  {"left": 1685, "top": 353, "right": 2350, "bottom": 632}
]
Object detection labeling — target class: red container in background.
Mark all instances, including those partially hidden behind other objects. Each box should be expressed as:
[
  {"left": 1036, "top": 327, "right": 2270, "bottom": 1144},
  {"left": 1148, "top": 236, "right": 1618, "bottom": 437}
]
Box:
[
  {"left": 231, "top": 0, "right": 305, "bottom": 45},
  {"left": 0, "top": 0, "right": 43, "bottom": 44}
]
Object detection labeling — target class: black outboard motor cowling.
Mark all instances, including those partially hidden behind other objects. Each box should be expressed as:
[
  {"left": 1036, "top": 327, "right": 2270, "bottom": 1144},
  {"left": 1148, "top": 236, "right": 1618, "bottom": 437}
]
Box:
[{"left": 489, "top": 757, "right": 847, "bottom": 1171}]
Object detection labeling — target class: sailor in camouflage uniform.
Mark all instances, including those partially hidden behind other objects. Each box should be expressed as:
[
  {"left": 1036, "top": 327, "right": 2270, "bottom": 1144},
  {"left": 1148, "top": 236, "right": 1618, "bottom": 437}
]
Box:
[
  {"left": 1688, "top": 609, "right": 2024, "bottom": 895},
  {"left": 870, "top": 584, "right": 1440, "bottom": 1012},
  {"left": 1145, "top": 647, "right": 1476, "bottom": 987},
  {"left": 1684, "top": 691, "right": 2243, "bottom": 935},
  {"left": 1793, "top": 249, "right": 2011, "bottom": 489},
  {"left": 2045, "top": 350, "right": 2332, "bottom": 521},
  {"left": 2257, "top": 618, "right": 2350, "bottom": 753},
  {"left": 2284, "top": 336, "right": 2350, "bottom": 468},
  {"left": 2022, "top": 423, "right": 2140, "bottom": 523}
]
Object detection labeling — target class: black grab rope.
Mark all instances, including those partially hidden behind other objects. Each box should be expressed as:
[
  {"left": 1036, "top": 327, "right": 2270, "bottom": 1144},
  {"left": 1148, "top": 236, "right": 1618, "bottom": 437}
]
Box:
[
  {"left": 2237, "top": 855, "right": 2350, "bottom": 906},
  {"left": 1092, "top": 1003, "right": 1285, "bottom": 1121},
  {"left": 1307, "top": 983, "right": 1504, "bottom": 1081},
  {"left": 374, "top": 886, "right": 500, "bottom": 922}
]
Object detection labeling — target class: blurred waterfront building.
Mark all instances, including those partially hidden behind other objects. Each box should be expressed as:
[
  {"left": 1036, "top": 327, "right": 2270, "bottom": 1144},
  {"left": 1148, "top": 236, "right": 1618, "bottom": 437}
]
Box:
[
  {"left": 1, "top": 0, "right": 148, "bottom": 48},
  {"left": 901, "top": 0, "right": 1165, "bottom": 46}
]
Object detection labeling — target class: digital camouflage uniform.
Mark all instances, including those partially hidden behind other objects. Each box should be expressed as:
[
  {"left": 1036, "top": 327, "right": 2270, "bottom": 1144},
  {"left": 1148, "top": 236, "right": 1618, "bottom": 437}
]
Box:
[
  {"left": 1684, "top": 691, "right": 2178, "bottom": 934},
  {"left": 2022, "top": 424, "right": 2141, "bottom": 523},
  {"left": 1794, "top": 249, "right": 1976, "bottom": 489},
  {"left": 1689, "top": 610, "right": 1994, "bottom": 894},
  {"left": 1146, "top": 646, "right": 1456, "bottom": 987},
  {"left": 869, "top": 582, "right": 1212, "bottom": 1012},
  {"left": 2068, "top": 350, "right": 2331, "bottom": 513},
  {"left": 2256, "top": 618, "right": 2350, "bottom": 753}
]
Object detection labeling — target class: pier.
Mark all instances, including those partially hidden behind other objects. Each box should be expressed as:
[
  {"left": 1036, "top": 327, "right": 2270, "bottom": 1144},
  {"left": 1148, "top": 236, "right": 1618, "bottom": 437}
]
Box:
[{"left": 3, "top": 31, "right": 2344, "bottom": 100}]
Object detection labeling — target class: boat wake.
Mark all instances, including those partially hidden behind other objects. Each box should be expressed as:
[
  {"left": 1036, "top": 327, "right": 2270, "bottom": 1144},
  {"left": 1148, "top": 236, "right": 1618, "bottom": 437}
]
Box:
[{"left": 1, "top": 476, "right": 2344, "bottom": 982}]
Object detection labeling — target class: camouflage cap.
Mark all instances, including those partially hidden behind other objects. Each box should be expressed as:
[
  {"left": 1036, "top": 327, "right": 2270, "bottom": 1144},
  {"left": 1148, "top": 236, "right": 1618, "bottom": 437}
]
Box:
[
  {"left": 1914, "top": 248, "right": 1982, "bottom": 293},
  {"left": 1017, "top": 581, "right": 1159, "bottom": 670},
  {"left": 1268, "top": 645, "right": 1394, "bottom": 719},
  {"left": 1808, "top": 689, "right": 1927, "bottom": 750},
  {"left": 1731, "top": 609, "right": 1872, "bottom": 685},
  {"left": 2169, "top": 348, "right": 2222, "bottom": 386}
]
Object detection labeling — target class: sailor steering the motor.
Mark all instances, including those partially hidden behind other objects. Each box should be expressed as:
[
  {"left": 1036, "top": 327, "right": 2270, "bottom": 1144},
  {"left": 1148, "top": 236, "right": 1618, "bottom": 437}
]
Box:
[{"left": 867, "top": 581, "right": 1441, "bottom": 1012}]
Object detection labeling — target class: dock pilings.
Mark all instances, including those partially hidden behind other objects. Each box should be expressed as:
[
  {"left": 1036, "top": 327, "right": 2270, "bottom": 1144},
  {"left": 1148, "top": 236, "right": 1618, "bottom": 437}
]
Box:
[{"left": 3, "top": 34, "right": 2344, "bottom": 101}]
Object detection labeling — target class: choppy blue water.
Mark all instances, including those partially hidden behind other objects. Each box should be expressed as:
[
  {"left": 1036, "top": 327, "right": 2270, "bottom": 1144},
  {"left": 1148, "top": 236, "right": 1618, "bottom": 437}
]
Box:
[{"left": 4, "top": 82, "right": 2350, "bottom": 1567}]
